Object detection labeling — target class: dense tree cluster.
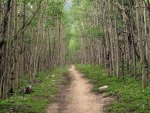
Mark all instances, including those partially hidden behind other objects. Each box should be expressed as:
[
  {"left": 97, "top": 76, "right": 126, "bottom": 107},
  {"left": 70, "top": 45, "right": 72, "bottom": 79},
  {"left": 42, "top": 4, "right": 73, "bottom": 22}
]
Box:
[
  {"left": 71, "top": 0, "right": 150, "bottom": 89},
  {"left": 0, "top": 0, "right": 67, "bottom": 98}
]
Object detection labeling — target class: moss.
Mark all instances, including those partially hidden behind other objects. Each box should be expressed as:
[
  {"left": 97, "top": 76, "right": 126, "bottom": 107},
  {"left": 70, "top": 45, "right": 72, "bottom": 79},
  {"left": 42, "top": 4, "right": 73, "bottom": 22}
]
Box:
[
  {"left": 0, "top": 67, "right": 68, "bottom": 113},
  {"left": 76, "top": 64, "right": 150, "bottom": 113}
]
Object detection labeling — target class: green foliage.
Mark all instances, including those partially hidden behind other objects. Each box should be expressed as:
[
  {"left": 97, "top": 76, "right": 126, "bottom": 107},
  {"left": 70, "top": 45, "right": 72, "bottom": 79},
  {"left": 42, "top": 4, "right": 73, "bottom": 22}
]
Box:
[
  {"left": 65, "top": 15, "right": 80, "bottom": 59},
  {"left": 29, "top": 0, "right": 66, "bottom": 28},
  {"left": 146, "top": 0, "right": 150, "bottom": 3},
  {"left": 30, "top": 17, "right": 39, "bottom": 28},
  {"left": 88, "top": 27, "right": 105, "bottom": 38},
  {"left": 0, "top": 67, "right": 68, "bottom": 113},
  {"left": 76, "top": 64, "right": 150, "bottom": 113},
  {"left": 44, "top": 0, "right": 65, "bottom": 27},
  {"left": 123, "top": 0, "right": 132, "bottom": 6}
]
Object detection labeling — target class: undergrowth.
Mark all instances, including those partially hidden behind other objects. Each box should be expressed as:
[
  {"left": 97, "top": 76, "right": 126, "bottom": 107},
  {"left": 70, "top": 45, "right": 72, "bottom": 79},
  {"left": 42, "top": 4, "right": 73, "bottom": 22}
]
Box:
[
  {"left": 76, "top": 64, "right": 150, "bottom": 113},
  {"left": 0, "top": 67, "right": 68, "bottom": 113}
]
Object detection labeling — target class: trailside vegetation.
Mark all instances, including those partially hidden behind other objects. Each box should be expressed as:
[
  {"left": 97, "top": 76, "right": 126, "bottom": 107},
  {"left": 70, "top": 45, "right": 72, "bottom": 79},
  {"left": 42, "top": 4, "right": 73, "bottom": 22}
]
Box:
[
  {"left": 77, "top": 64, "right": 150, "bottom": 113},
  {"left": 0, "top": 67, "right": 68, "bottom": 113},
  {"left": 0, "top": 0, "right": 67, "bottom": 99},
  {"left": 71, "top": 0, "right": 150, "bottom": 89}
]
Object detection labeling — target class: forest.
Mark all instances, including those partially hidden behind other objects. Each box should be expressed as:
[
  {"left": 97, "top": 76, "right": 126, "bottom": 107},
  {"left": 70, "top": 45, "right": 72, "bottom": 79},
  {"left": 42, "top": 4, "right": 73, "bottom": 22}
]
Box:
[{"left": 0, "top": 0, "right": 150, "bottom": 113}]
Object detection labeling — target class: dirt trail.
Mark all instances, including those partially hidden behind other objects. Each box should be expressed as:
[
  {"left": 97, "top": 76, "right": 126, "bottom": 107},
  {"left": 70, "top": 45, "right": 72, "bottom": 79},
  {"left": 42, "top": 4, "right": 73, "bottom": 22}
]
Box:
[{"left": 47, "top": 65, "right": 111, "bottom": 113}]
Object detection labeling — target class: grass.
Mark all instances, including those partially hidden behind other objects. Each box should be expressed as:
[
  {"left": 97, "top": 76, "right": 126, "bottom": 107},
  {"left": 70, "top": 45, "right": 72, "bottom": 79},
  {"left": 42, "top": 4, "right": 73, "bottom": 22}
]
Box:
[
  {"left": 76, "top": 64, "right": 150, "bottom": 113},
  {"left": 0, "top": 67, "right": 69, "bottom": 113}
]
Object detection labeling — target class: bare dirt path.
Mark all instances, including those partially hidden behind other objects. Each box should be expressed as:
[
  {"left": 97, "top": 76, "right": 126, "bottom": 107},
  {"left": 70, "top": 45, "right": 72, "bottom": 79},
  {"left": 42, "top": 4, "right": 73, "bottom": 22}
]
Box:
[{"left": 47, "top": 65, "right": 111, "bottom": 113}]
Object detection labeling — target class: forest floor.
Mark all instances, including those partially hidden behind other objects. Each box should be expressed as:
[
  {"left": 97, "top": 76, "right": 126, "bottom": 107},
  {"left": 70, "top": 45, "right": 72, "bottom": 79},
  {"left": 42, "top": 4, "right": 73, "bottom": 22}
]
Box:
[
  {"left": 1, "top": 65, "right": 150, "bottom": 113},
  {"left": 47, "top": 65, "right": 112, "bottom": 113},
  {"left": 0, "top": 67, "right": 69, "bottom": 113}
]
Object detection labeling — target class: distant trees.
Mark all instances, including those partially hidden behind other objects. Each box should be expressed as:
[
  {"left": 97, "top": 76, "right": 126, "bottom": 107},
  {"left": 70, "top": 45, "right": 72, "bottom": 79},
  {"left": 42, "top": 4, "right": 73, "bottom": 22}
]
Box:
[
  {"left": 0, "top": 0, "right": 67, "bottom": 98},
  {"left": 72, "top": 0, "right": 150, "bottom": 89}
]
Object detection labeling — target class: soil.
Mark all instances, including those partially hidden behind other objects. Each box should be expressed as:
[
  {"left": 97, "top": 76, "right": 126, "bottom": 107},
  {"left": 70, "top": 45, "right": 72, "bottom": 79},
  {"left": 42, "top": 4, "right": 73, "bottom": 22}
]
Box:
[{"left": 47, "top": 65, "right": 112, "bottom": 113}]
